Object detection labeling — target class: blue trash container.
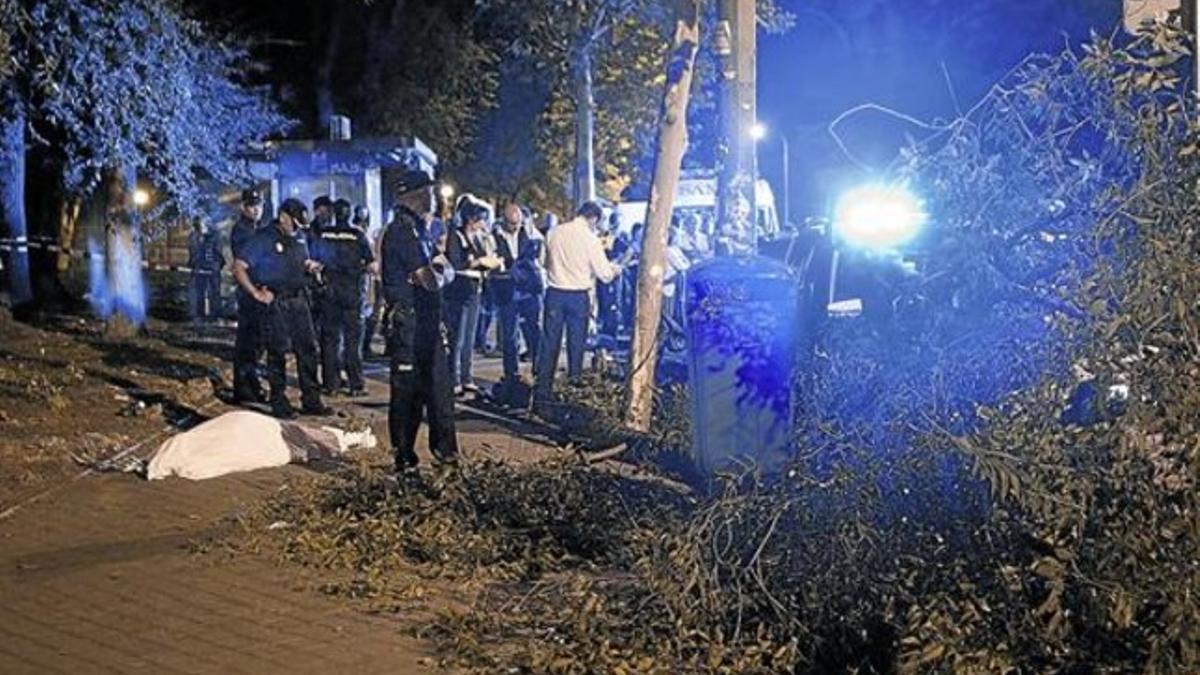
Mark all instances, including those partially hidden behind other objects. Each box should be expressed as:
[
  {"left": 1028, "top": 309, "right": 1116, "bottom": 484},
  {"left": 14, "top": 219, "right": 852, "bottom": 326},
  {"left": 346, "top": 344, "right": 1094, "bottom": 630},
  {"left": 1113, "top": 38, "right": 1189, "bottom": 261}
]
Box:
[{"left": 685, "top": 254, "right": 799, "bottom": 475}]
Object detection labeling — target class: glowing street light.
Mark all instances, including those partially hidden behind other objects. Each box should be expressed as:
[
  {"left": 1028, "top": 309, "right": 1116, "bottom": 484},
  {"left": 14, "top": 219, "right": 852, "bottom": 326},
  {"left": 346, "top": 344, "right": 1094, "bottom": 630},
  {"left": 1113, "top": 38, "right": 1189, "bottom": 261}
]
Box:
[
  {"left": 132, "top": 189, "right": 151, "bottom": 207},
  {"left": 439, "top": 184, "right": 455, "bottom": 200},
  {"left": 749, "top": 122, "right": 790, "bottom": 227},
  {"left": 833, "top": 183, "right": 927, "bottom": 251}
]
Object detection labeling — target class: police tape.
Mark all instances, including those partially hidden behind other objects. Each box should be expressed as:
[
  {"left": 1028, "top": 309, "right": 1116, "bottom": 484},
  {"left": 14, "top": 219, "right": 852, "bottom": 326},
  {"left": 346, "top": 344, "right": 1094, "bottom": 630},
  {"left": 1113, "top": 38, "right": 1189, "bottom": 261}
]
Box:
[{"left": 0, "top": 236, "right": 226, "bottom": 276}]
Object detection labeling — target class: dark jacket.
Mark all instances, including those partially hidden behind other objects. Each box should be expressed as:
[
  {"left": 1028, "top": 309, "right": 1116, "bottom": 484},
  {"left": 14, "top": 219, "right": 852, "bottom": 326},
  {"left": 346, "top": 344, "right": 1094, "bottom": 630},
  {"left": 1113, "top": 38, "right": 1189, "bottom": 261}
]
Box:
[
  {"left": 444, "top": 228, "right": 488, "bottom": 301},
  {"left": 239, "top": 222, "right": 312, "bottom": 295},
  {"left": 188, "top": 228, "right": 224, "bottom": 272},
  {"left": 490, "top": 227, "right": 543, "bottom": 305},
  {"left": 312, "top": 221, "right": 373, "bottom": 299},
  {"left": 229, "top": 214, "right": 260, "bottom": 261},
  {"left": 381, "top": 206, "right": 449, "bottom": 362}
]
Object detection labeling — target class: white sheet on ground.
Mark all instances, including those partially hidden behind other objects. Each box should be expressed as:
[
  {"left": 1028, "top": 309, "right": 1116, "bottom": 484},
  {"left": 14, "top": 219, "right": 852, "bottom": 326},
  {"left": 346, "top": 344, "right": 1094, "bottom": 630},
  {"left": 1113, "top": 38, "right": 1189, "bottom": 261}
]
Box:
[{"left": 146, "top": 410, "right": 376, "bottom": 481}]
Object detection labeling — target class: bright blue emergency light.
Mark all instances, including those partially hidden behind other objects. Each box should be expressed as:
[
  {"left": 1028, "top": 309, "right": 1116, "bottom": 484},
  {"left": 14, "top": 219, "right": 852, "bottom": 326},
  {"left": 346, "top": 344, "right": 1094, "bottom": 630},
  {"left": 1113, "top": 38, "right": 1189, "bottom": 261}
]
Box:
[{"left": 833, "top": 184, "right": 928, "bottom": 250}]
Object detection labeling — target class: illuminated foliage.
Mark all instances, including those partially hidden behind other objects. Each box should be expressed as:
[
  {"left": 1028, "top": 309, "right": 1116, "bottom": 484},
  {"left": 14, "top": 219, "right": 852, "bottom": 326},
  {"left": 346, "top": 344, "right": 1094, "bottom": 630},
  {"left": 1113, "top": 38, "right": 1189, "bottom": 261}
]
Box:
[{"left": 26, "top": 0, "right": 291, "bottom": 217}]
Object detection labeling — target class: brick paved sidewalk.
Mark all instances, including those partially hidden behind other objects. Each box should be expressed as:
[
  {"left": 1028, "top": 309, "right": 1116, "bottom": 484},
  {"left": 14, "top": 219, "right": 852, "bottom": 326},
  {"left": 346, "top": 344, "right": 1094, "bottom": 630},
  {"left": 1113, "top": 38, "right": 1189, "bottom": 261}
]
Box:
[
  {"left": 0, "top": 463, "right": 441, "bottom": 675},
  {"left": 0, "top": 362, "right": 554, "bottom": 674}
]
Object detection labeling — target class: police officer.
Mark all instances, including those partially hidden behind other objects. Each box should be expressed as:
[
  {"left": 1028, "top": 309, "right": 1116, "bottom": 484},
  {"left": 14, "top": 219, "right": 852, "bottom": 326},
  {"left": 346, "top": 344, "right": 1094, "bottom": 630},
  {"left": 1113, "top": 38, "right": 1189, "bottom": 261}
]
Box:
[
  {"left": 311, "top": 196, "right": 334, "bottom": 235},
  {"left": 230, "top": 188, "right": 266, "bottom": 403},
  {"left": 308, "top": 195, "right": 335, "bottom": 356},
  {"left": 232, "top": 198, "right": 333, "bottom": 420},
  {"left": 381, "top": 170, "right": 459, "bottom": 472},
  {"left": 314, "top": 198, "right": 373, "bottom": 396}
]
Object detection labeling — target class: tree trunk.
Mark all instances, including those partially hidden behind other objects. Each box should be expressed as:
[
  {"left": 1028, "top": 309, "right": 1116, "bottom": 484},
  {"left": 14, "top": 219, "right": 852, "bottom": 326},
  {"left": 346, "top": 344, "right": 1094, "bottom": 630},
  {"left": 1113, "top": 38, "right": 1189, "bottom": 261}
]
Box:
[
  {"left": 102, "top": 165, "right": 145, "bottom": 339},
  {"left": 625, "top": 0, "right": 701, "bottom": 432},
  {"left": 572, "top": 46, "right": 597, "bottom": 206},
  {"left": 314, "top": 5, "right": 345, "bottom": 135},
  {"left": 0, "top": 90, "right": 32, "bottom": 307},
  {"left": 361, "top": 0, "right": 406, "bottom": 122}
]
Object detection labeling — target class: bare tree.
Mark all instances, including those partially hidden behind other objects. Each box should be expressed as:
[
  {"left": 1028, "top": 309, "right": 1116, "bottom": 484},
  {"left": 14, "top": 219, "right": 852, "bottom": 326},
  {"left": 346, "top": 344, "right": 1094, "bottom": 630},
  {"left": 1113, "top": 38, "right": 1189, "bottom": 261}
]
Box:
[{"left": 625, "top": 0, "right": 701, "bottom": 431}]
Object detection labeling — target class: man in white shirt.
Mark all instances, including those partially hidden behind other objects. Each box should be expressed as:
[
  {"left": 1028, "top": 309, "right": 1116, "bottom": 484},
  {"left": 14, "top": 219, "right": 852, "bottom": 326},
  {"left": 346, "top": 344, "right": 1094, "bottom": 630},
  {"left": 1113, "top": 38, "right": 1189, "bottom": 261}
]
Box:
[{"left": 535, "top": 201, "right": 624, "bottom": 403}]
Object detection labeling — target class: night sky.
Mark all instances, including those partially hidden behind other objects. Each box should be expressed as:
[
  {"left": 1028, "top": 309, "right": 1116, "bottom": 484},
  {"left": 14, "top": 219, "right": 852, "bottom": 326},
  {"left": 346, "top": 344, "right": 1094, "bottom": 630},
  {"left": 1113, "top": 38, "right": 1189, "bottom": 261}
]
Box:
[{"left": 757, "top": 0, "right": 1123, "bottom": 219}]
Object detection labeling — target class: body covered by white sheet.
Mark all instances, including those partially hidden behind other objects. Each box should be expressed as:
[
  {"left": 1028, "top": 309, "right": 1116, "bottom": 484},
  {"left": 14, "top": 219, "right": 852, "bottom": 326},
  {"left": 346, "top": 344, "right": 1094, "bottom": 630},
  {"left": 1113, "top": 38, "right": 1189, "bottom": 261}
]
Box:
[{"left": 146, "top": 410, "right": 375, "bottom": 481}]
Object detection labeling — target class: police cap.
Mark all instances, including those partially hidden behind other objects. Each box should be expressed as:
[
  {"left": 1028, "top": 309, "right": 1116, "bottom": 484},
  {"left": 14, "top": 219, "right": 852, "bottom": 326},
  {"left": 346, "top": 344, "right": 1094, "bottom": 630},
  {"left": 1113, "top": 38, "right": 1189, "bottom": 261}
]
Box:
[
  {"left": 313, "top": 195, "right": 333, "bottom": 212},
  {"left": 393, "top": 169, "right": 435, "bottom": 197},
  {"left": 279, "top": 198, "right": 310, "bottom": 226},
  {"left": 241, "top": 189, "right": 263, "bottom": 206}
]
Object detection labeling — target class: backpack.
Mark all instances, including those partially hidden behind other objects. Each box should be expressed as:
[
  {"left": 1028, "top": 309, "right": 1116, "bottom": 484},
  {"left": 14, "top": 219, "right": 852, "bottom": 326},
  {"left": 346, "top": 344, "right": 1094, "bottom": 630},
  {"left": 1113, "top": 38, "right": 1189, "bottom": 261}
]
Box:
[{"left": 512, "top": 240, "right": 545, "bottom": 296}]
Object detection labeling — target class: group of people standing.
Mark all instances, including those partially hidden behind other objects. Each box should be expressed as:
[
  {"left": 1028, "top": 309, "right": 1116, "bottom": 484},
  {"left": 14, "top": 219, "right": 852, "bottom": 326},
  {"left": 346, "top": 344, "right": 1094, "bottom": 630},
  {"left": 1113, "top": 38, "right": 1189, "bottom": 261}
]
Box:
[
  {"left": 222, "top": 170, "right": 634, "bottom": 476},
  {"left": 228, "top": 190, "right": 374, "bottom": 419}
]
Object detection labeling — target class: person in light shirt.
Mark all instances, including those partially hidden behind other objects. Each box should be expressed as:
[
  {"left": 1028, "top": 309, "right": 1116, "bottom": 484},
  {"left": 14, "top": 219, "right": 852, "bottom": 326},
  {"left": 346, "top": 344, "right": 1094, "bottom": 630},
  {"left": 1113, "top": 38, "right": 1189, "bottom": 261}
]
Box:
[{"left": 535, "top": 201, "right": 627, "bottom": 404}]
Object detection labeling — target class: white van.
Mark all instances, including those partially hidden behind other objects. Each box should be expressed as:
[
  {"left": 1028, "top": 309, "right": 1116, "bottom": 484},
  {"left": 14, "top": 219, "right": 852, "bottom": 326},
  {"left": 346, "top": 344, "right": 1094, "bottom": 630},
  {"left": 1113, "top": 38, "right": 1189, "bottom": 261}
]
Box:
[{"left": 614, "top": 170, "right": 780, "bottom": 239}]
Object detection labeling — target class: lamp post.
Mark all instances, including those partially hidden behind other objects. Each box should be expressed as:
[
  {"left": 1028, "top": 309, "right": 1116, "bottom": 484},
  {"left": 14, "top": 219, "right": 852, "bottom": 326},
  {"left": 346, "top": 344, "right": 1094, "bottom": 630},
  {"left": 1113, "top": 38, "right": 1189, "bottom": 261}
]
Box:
[{"left": 749, "top": 123, "right": 790, "bottom": 232}]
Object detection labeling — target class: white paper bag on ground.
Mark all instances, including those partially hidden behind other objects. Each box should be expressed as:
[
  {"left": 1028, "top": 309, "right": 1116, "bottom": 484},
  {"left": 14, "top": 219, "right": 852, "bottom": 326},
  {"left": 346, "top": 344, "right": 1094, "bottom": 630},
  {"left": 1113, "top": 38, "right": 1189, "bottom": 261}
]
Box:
[{"left": 146, "top": 410, "right": 376, "bottom": 481}]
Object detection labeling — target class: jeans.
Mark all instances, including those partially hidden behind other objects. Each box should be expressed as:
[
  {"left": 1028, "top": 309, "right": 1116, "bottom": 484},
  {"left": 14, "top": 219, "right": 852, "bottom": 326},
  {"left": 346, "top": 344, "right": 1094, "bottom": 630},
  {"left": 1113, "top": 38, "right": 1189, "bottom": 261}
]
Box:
[
  {"left": 536, "top": 288, "right": 589, "bottom": 399},
  {"left": 498, "top": 294, "right": 542, "bottom": 381},
  {"left": 445, "top": 288, "right": 482, "bottom": 387},
  {"left": 190, "top": 270, "right": 222, "bottom": 320},
  {"left": 476, "top": 285, "right": 497, "bottom": 351}
]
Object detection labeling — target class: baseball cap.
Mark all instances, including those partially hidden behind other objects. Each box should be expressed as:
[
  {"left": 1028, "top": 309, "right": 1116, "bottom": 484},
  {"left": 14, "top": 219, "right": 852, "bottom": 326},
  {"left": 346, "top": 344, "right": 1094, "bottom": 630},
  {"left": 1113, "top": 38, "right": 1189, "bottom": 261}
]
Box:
[{"left": 279, "top": 198, "right": 310, "bottom": 226}]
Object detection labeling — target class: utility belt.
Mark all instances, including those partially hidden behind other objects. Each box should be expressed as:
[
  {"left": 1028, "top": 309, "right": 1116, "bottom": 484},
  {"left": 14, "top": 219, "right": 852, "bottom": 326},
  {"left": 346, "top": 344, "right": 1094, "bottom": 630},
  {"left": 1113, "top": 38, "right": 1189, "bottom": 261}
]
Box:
[{"left": 268, "top": 287, "right": 308, "bottom": 302}]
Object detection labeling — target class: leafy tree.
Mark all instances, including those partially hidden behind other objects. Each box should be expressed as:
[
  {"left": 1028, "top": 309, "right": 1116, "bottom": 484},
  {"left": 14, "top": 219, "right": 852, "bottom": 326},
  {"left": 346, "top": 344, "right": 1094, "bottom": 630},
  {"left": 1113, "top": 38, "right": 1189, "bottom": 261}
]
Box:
[
  {"left": 479, "top": 0, "right": 669, "bottom": 205},
  {"left": 354, "top": 0, "right": 499, "bottom": 169},
  {"left": 478, "top": 0, "right": 789, "bottom": 208},
  {"left": 5, "top": 0, "right": 290, "bottom": 332}
]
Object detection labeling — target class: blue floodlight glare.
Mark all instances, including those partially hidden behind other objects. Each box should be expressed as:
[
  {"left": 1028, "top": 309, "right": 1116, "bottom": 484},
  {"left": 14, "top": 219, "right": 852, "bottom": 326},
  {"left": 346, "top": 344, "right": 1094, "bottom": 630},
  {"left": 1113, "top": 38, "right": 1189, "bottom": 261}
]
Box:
[{"left": 833, "top": 184, "right": 928, "bottom": 250}]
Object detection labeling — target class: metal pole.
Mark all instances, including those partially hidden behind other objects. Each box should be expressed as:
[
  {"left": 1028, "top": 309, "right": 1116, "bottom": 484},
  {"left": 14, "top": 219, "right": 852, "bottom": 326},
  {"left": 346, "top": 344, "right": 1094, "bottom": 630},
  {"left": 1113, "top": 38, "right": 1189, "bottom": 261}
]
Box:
[
  {"left": 781, "top": 134, "right": 790, "bottom": 230},
  {"left": 715, "top": 0, "right": 758, "bottom": 254}
]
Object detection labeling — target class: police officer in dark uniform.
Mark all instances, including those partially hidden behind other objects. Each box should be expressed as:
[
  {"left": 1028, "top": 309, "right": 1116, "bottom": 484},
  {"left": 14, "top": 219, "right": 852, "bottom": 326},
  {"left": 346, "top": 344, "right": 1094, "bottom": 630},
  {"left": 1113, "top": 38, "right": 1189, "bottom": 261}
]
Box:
[
  {"left": 314, "top": 198, "right": 373, "bottom": 396},
  {"left": 308, "top": 195, "right": 335, "bottom": 360},
  {"left": 310, "top": 196, "right": 334, "bottom": 235},
  {"left": 230, "top": 189, "right": 266, "bottom": 403},
  {"left": 381, "top": 170, "right": 459, "bottom": 472},
  {"left": 232, "top": 198, "right": 333, "bottom": 420}
]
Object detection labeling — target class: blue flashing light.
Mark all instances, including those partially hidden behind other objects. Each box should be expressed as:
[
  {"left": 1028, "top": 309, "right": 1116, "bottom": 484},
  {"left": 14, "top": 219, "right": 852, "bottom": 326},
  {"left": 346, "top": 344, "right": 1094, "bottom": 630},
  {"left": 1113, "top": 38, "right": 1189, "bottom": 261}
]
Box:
[{"left": 833, "top": 184, "right": 928, "bottom": 251}]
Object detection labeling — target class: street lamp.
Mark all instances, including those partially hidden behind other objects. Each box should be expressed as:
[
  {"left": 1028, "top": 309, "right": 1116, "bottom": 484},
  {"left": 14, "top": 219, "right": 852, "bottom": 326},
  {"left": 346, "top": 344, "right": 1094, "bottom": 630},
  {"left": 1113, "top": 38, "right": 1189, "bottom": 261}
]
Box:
[
  {"left": 133, "top": 189, "right": 151, "bottom": 207},
  {"left": 439, "top": 184, "right": 455, "bottom": 200},
  {"left": 748, "top": 123, "right": 789, "bottom": 230}
]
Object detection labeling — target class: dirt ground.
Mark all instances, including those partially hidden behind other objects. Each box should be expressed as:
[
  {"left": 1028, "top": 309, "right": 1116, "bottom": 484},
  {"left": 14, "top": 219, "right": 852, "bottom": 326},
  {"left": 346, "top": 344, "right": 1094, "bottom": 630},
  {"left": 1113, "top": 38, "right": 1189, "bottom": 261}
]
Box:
[
  {"left": 0, "top": 311, "right": 229, "bottom": 512},
  {"left": 0, "top": 309, "right": 566, "bottom": 673}
]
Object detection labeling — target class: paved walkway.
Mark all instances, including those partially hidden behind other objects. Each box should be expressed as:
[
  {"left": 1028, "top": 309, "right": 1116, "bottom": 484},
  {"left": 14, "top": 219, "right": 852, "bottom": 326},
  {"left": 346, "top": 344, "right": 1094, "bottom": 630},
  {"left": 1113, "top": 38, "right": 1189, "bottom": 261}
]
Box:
[{"left": 0, "top": 358, "right": 553, "bottom": 674}]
